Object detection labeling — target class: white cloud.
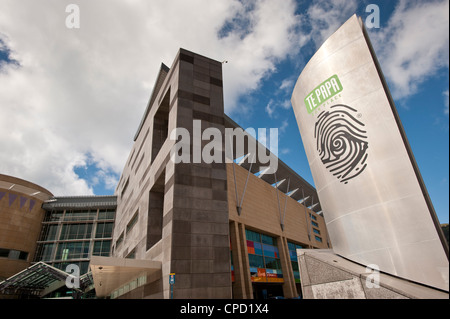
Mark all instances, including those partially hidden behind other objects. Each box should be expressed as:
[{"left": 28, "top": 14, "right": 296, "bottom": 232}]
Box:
[
  {"left": 0, "top": 0, "right": 303, "bottom": 195},
  {"left": 2, "top": 0, "right": 445, "bottom": 196},
  {"left": 279, "top": 120, "right": 289, "bottom": 134},
  {"left": 279, "top": 79, "right": 294, "bottom": 92},
  {"left": 265, "top": 99, "right": 275, "bottom": 118},
  {"left": 280, "top": 99, "right": 292, "bottom": 110},
  {"left": 306, "top": 0, "right": 358, "bottom": 48},
  {"left": 369, "top": 0, "right": 449, "bottom": 100}
]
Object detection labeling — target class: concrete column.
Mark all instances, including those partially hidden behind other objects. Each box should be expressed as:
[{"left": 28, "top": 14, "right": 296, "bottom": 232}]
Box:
[
  {"left": 229, "top": 221, "right": 247, "bottom": 298},
  {"left": 278, "top": 236, "right": 297, "bottom": 298},
  {"left": 238, "top": 222, "right": 253, "bottom": 298}
]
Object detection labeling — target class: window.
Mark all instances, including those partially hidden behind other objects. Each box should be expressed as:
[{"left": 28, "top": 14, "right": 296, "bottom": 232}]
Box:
[
  {"left": 64, "top": 210, "right": 96, "bottom": 221},
  {"left": 248, "top": 254, "right": 264, "bottom": 268},
  {"left": 245, "top": 229, "right": 283, "bottom": 283},
  {"left": 313, "top": 228, "right": 321, "bottom": 235},
  {"left": 127, "top": 211, "right": 139, "bottom": 234},
  {"left": 0, "top": 248, "right": 9, "bottom": 258},
  {"left": 151, "top": 89, "right": 170, "bottom": 164},
  {"left": 96, "top": 222, "right": 113, "bottom": 238},
  {"left": 36, "top": 243, "right": 55, "bottom": 261},
  {"left": 264, "top": 257, "right": 281, "bottom": 270},
  {"left": 311, "top": 221, "right": 319, "bottom": 227},
  {"left": 56, "top": 242, "right": 90, "bottom": 260},
  {"left": 315, "top": 236, "right": 322, "bottom": 243},
  {"left": 246, "top": 229, "right": 261, "bottom": 242},
  {"left": 60, "top": 223, "right": 93, "bottom": 240},
  {"left": 126, "top": 248, "right": 136, "bottom": 259},
  {"left": 42, "top": 224, "right": 59, "bottom": 241},
  {"left": 288, "top": 242, "right": 303, "bottom": 284},
  {"left": 19, "top": 251, "right": 28, "bottom": 261},
  {"left": 98, "top": 209, "right": 115, "bottom": 220},
  {"left": 116, "top": 232, "right": 124, "bottom": 248},
  {"left": 121, "top": 178, "right": 129, "bottom": 199},
  {"left": 93, "top": 240, "right": 111, "bottom": 257},
  {"left": 310, "top": 213, "right": 317, "bottom": 221},
  {"left": 0, "top": 248, "right": 29, "bottom": 261},
  {"left": 147, "top": 170, "right": 165, "bottom": 249},
  {"left": 44, "top": 211, "right": 63, "bottom": 222}
]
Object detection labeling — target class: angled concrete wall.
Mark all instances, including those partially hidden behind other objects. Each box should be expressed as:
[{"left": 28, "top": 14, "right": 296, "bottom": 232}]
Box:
[{"left": 298, "top": 249, "right": 448, "bottom": 299}]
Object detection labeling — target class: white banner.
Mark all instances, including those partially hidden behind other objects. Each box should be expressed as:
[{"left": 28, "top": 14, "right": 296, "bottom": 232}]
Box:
[{"left": 291, "top": 15, "right": 448, "bottom": 291}]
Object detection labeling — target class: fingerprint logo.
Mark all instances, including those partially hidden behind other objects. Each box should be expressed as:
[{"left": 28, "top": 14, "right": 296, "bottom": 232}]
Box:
[{"left": 314, "top": 104, "right": 368, "bottom": 184}]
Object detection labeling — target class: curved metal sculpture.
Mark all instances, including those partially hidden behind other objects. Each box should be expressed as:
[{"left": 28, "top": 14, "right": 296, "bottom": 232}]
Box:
[{"left": 291, "top": 15, "right": 448, "bottom": 291}]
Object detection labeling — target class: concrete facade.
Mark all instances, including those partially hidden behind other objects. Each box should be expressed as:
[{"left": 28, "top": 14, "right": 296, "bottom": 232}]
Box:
[
  {"left": 228, "top": 163, "right": 328, "bottom": 299},
  {"left": 109, "top": 48, "right": 329, "bottom": 299},
  {"left": 112, "top": 49, "right": 231, "bottom": 299}
]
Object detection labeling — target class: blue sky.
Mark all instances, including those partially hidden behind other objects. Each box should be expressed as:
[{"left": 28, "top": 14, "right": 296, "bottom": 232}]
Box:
[{"left": 0, "top": 0, "right": 448, "bottom": 223}]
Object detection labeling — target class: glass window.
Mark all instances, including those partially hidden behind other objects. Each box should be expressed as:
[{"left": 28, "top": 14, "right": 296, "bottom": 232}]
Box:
[
  {"left": 245, "top": 229, "right": 260, "bottom": 242},
  {"left": 44, "top": 211, "right": 63, "bottom": 222},
  {"left": 96, "top": 223, "right": 113, "bottom": 238},
  {"left": 19, "top": 251, "right": 28, "bottom": 261},
  {"left": 126, "top": 248, "right": 136, "bottom": 259},
  {"left": 288, "top": 241, "right": 303, "bottom": 283},
  {"left": 93, "top": 240, "right": 111, "bottom": 257},
  {"left": 311, "top": 221, "right": 319, "bottom": 227},
  {"left": 313, "top": 228, "right": 320, "bottom": 235},
  {"left": 264, "top": 257, "right": 281, "bottom": 270},
  {"left": 37, "top": 243, "right": 55, "bottom": 261},
  {"left": 245, "top": 229, "right": 283, "bottom": 283},
  {"left": 261, "top": 234, "right": 276, "bottom": 246},
  {"left": 0, "top": 248, "right": 9, "bottom": 258},
  {"left": 64, "top": 210, "right": 96, "bottom": 221},
  {"left": 42, "top": 224, "right": 59, "bottom": 241},
  {"left": 116, "top": 232, "right": 124, "bottom": 247},
  {"left": 315, "top": 236, "right": 322, "bottom": 242},
  {"left": 60, "top": 224, "right": 93, "bottom": 240},
  {"left": 98, "top": 209, "right": 115, "bottom": 220},
  {"left": 127, "top": 211, "right": 139, "bottom": 233},
  {"left": 9, "top": 250, "right": 20, "bottom": 260},
  {"left": 56, "top": 241, "right": 90, "bottom": 260},
  {"left": 262, "top": 244, "right": 278, "bottom": 258},
  {"left": 248, "top": 254, "right": 264, "bottom": 268}
]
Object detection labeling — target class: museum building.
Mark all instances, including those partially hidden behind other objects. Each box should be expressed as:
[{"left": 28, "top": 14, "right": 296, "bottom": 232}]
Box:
[{"left": 0, "top": 49, "right": 328, "bottom": 299}]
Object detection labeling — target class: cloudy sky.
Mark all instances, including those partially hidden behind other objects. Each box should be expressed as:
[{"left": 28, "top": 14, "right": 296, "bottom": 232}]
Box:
[{"left": 0, "top": 0, "right": 448, "bottom": 223}]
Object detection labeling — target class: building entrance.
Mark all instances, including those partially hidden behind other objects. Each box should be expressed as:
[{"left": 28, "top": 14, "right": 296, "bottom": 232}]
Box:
[{"left": 252, "top": 283, "right": 284, "bottom": 299}]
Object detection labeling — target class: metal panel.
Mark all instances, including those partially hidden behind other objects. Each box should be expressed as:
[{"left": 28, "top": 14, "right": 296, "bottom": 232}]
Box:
[{"left": 291, "top": 15, "right": 448, "bottom": 291}]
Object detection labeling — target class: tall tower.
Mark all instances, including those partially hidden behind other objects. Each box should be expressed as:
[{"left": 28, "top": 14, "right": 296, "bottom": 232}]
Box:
[{"left": 112, "top": 49, "right": 231, "bottom": 298}]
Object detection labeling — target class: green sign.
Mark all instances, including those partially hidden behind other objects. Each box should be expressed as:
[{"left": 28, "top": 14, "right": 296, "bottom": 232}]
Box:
[{"left": 304, "top": 74, "right": 343, "bottom": 114}]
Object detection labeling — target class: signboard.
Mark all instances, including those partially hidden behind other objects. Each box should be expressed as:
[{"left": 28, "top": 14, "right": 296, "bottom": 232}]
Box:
[{"left": 291, "top": 15, "right": 448, "bottom": 291}]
